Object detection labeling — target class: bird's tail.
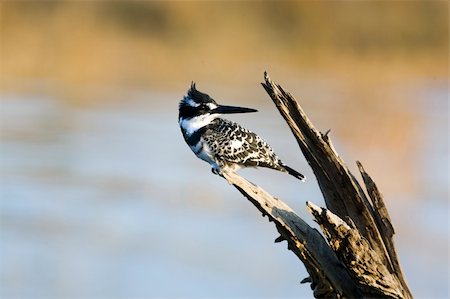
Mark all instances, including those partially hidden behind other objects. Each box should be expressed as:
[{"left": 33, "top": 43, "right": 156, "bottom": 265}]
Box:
[{"left": 283, "top": 165, "right": 306, "bottom": 182}]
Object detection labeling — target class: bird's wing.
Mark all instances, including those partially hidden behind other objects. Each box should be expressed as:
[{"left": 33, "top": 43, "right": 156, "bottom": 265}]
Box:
[{"left": 203, "top": 119, "right": 284, "bottom": 170}]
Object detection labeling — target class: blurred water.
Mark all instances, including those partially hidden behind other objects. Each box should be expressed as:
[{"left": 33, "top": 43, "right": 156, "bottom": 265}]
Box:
[{"left": 0, "top": 85, "right": 448, "bottom": 298}]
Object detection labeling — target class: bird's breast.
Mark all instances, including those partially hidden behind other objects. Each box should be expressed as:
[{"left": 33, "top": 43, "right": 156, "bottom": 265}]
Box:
[{"left": 179, "top": 114, "right": 216, "bottom": 136}]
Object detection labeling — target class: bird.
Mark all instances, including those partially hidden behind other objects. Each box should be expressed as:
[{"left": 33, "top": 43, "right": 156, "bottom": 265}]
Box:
[{"left": 178, "top": 83, "right": 305, "bottom": 181}]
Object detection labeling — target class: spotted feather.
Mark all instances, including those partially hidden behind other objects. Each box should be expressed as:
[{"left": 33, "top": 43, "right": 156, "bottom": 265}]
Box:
[{"left": 202, "top": 118, "right": 286, "bottom": 172}]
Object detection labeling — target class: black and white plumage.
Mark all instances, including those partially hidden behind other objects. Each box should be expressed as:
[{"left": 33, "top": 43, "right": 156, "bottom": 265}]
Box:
[{"left": 179, "top": 83, "right": 305, "bottom": 181}]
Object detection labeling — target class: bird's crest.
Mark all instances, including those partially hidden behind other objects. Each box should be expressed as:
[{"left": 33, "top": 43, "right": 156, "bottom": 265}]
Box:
[{"left": 187, "top": 82, "right": 215, "bottom": 105}]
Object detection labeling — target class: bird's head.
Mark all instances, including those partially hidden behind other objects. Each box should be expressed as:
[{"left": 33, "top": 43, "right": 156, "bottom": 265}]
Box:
[{"left": 178, "top": 82, "right": 257, "bottom": 121}]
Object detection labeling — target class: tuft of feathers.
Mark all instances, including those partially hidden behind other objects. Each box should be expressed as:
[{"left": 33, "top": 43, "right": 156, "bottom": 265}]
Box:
[{"left": 187, "top": 82, "right": 215, "bottom": 105}]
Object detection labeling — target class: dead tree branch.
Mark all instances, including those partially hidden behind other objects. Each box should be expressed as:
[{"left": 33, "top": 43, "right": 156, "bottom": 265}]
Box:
[
  {"left": 220, "top": 72, "right": 412, "bottom": 298},
  {"left": 222, "top": 171, "right": 360, "bottom": 298}
]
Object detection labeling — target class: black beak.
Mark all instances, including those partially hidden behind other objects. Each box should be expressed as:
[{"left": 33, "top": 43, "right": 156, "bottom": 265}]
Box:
[{"left": 211, "top": 104, "right": 257, "bottom": 114}]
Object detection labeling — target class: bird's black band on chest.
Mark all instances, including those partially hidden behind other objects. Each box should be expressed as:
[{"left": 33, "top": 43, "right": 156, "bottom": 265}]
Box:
[{"left": 186, "top": 126, "right": 208, "bottom": 146}]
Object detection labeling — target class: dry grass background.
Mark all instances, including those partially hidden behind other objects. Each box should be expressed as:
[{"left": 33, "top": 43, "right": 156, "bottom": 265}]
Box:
[{"left": 1, "top": 1, "right": 447, "bottom": 94}]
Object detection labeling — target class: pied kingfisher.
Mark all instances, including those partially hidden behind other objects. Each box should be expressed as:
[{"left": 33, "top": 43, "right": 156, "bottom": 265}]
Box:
[{"left": 179, "top": 83, "right": 305, "bottom": 181}]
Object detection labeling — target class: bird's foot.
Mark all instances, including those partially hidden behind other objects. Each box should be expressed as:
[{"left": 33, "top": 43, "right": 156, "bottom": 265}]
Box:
[{"left": 211, "top": 167, "right": 223, "bottom": 176}]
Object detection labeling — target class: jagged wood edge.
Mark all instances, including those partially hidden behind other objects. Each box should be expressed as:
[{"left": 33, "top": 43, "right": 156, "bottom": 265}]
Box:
[
  {"left": 260, "top": 72, "right": 412, "bottom": 297},
  {"left": 307, "top": 201, "right": 404, "bottom": 298},
  {"left": 260, "top": 72, "right": 386, "bottom": 259},
  {"left": 221, "top": 171, "right": 360, "bottom": 298},
  {"left": 356, "top": 161, "right": 410, "bottom": 293},
  {"left": 261, "top": 72, "right": 412, "bottom": 298}
]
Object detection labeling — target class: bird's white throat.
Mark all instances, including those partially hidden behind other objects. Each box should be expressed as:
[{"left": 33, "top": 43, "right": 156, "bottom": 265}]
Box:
[{"left": 179, "top": 114, "right": 218, "bottom": 136}]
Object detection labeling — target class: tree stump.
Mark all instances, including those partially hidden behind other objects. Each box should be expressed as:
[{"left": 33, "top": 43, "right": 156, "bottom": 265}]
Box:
[{"left": 221, "top": 72, "right": 412, "bottom": 298}]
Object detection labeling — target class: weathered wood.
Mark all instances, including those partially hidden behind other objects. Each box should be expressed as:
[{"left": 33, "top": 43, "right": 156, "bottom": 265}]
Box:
[
  {"left": 356, "top": 161, "right": 410, "bottom": 295},
  {"left": 307, "top": 202, "right": 404, "bottom": 298},
  {"left": 222, "top": 171, "right": 360, "bottom": 298},
  {"left": 261, "top": 72, "right": 412, "bottom": 298},
  {"left": 261, "top": 73, "right": 391, "bottom": 268},
  {"left": 219, "top": 72, "right": 412, "bottom": 298}
]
